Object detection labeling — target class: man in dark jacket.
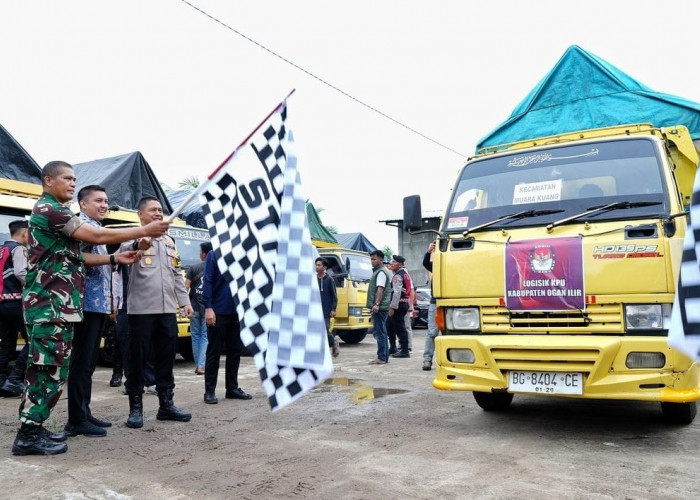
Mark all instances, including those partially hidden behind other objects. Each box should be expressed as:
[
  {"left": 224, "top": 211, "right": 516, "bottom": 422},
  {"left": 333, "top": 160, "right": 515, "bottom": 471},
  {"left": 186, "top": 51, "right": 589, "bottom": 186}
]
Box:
[
  {"left": 0, "top": 219, "right": 29, "bottom": 396},
  {"left": 202, "top": 250, "right": 252, "bottom": 404},
  {"left": 315, "top": 258, "right": 338, "bottom": 357}
]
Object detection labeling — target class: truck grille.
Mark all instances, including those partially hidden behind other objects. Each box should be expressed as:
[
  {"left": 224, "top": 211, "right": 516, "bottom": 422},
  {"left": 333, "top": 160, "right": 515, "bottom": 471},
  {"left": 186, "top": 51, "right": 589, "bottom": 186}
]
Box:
[
  {"left": 481, "top": 303, "right": 622, "bottom": 333},
  {"left": 490, "top": 347, "right": 600, "bottom": 372}
]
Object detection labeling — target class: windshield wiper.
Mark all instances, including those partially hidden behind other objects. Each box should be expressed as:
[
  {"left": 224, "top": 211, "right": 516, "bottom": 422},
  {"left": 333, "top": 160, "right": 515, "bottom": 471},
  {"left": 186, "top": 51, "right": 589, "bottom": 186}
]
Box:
[
  {"left": 462, "top": 209, "right": 564, "bottom": 236},
  {"left": 546, "top": 201, "right": 662, "bottom": 231}
]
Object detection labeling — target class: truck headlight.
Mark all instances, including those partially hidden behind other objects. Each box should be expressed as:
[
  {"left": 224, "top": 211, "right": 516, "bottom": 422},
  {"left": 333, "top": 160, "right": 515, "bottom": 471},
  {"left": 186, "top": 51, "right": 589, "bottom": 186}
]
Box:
[
  {"left": 348, "top": 306, "right": 364, "bottom": 316},
  {"left": 624, "top": 304, "right": 671, "bottom": 330},
  {"left": 446, "top": 308, "right": 480, "bottom": 331},
  {"left": 626, "top": 352, "right": 666, "bottom": 369},
  {"left": 447, "top": 348, "right": 475, "bottom": 363}
]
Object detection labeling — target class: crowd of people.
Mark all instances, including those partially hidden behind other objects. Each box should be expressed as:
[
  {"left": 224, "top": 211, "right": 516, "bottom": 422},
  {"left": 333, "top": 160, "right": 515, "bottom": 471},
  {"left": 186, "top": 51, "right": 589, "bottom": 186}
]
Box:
[
  {"left": 1, "top": 161, "right": 440, "bottom": 457},
  {"left": 366, "top": 248, "right": 437, "bottom": 367},
  {"left": 1, "top": 161, "right": 253, "bottom": 456}
]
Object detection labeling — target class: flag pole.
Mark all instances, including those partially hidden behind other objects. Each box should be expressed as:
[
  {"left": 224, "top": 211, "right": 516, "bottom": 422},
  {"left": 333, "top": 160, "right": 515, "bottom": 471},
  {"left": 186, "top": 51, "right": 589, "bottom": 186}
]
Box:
[{"left": 168, "top": 89, "right": 296, "bottom": 222}]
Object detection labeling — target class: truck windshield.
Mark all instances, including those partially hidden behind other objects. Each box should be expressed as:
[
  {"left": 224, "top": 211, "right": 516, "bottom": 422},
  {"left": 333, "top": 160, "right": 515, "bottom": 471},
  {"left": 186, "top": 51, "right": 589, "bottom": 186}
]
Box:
[
  {"left": 444, "top": 138, "right": 668, "bottom": 232},
  {"left": 168, "top": 227, "right": 211, "bottom": 270},
  {"left": 344, "top": 254, "right": 373, "bottom": 282}
]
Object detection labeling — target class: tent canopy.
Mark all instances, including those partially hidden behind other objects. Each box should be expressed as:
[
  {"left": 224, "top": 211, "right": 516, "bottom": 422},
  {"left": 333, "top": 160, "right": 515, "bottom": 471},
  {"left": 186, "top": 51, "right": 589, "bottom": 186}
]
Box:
[
  {"left": 336, "top": 232, "right": 377, "bottom": 253},
  {"left": 0, "top": 122, "right": 42, "bottom": 183},
  {"left": 477, "top": 45, "right": 700, "bottom": 150},
  {"left": 72, "top": 152, "right": 173, "bottom": 214}
]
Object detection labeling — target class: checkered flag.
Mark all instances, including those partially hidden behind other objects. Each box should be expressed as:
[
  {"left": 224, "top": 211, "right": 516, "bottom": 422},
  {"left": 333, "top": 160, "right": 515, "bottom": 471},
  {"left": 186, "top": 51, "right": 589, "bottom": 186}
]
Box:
[
  {"left": 669, "top": 169, "right": 700, "bottom": 360},
  {"left": 265, "top": 130, "right": 333, "bottom": 409},
  {"left": 199, "top": 96, "right": 332, "bottom": 410}
]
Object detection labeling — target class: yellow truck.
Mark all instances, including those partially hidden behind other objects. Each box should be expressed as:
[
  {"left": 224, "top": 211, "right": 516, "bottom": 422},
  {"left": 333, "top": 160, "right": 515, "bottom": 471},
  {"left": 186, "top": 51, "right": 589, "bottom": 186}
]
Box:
[
  {"left": 315, "top": 245, "right": 373, "bottom": 343},
  {"left": 404, "top": 123, "right": 700, "bottom": 423}
]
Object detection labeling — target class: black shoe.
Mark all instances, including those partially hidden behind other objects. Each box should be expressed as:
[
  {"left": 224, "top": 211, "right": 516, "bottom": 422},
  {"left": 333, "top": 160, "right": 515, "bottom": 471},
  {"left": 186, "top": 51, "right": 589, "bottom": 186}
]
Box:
[
  {"left": 204, "top": 392, "right": 218, "bottom": 404},
  {"left": 87, "top": 414, "right": 113, "bottom": 428},
  {"left": 225, "top": 388, "right": 252, "bottom": 400},
  {"left": 0, "top": 378, "right": 24, "bottom": 398},
  {"left": 12, "top": 425, "right": 68, "bottom": 456},
  {"left": 109, "top": 373, "right": 122, "bottom": 387},
  {"left": 40, "top": 427, "right": 67, "bottom": 442},
  {"left": 64, "top": 420, "right": 107, "bottom": 437},
  {"left": 392, "top": 352, "right": 410, "bottom": 358},
  {"left": 388, "top": 347, "right": 397, "bottom": 355}
]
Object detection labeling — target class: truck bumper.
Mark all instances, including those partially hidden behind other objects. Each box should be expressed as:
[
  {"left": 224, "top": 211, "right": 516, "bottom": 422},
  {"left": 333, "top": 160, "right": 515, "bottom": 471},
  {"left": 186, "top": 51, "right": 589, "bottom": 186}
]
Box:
[{"left": 433, "top": 335, "right": 700, "bottom": 403}]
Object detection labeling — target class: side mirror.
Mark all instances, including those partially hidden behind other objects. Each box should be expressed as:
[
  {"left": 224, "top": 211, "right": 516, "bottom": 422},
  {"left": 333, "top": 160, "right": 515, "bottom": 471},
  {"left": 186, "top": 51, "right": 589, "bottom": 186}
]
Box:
[
  {"left": 403, "top": 195, "right": 422, "bottom": 232},
  {"left": 345, "top": 257, "right": 351, "bottom": 272}
]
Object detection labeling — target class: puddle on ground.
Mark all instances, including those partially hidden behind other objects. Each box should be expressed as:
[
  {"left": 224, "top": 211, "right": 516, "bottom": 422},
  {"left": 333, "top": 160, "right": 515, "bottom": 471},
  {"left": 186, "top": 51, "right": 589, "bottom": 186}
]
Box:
[{"left": 322, "top": 377, "right": 408, "bottom": 404}]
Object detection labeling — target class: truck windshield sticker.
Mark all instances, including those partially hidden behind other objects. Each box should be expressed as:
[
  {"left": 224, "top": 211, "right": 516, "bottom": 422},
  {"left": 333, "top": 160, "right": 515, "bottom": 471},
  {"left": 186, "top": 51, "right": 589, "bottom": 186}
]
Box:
[
  {"left": 447, "top": 216, "right": 469, "bottom": 229},
  {"left": 507, "top": 148, "right": 599, "bottom": 167},
  {"left": 505, "top": 236, "right": 584, "bottom": 311},
  {"left": 512, "top": 179, "right": 562, "bottom": 205}
]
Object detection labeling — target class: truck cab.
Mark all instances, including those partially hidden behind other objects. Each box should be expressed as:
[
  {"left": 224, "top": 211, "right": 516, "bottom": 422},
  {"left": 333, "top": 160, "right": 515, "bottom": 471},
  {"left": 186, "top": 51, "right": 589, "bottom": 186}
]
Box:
[
  {"left": 405, "top": 124, "right": 700, "bottom": 423},
  {"left": 316, "top": 246, "right": 373, "bottom": 344}
]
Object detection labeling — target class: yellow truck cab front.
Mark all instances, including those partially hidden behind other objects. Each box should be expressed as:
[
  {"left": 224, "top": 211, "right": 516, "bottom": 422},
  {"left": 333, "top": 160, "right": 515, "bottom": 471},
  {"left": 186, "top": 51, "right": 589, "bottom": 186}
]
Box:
[
  {"left": 405, "top": 124, "right": 700, "bottom": 423},
  {"left": 315, "top": 246, "right": 373, "bottom": 344}
]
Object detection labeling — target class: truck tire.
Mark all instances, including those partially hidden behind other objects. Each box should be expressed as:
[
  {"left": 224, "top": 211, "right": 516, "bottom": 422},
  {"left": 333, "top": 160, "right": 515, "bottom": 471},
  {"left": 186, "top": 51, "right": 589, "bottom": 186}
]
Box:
[
  {"left": 337, "top": 329, "right": 368, "bottom": 344},
  {"left": 661, "top": 401, "right": 697, "bottom": 424},
  {"left": 473, "top": 391, "right": 514, "bottom": 412},
  {"left": 177, "top": 337, "right": 194, "bottom": 361}
]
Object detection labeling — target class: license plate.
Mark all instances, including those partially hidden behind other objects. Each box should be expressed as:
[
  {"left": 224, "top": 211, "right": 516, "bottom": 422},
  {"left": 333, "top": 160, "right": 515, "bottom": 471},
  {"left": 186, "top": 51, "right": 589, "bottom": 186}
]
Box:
[{"left": 508, "top": 371, "right": 583, "bottom": 395}]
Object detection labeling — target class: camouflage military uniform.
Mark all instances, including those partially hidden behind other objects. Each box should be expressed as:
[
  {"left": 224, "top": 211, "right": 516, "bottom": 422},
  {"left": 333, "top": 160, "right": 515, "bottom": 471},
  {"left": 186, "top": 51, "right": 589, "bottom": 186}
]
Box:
[{"left": 20, "top": 193, "right": 84, "bottom": 425}]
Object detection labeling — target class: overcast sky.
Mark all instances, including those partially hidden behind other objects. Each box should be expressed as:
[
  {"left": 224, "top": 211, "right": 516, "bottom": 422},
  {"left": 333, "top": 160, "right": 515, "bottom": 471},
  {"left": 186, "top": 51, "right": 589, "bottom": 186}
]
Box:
[{"left": 2, "top": 0, "right": 700, "bottom": 251}]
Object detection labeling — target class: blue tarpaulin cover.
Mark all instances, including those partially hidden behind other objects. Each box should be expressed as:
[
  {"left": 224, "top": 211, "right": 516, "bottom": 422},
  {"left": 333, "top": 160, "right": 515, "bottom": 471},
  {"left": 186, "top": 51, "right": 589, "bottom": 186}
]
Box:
[
  {"left": 336, "top": 232, "right": 378, "bottom": 253},
  {"left": 477, "top": 45, "right": 700, "bottom": 150}
]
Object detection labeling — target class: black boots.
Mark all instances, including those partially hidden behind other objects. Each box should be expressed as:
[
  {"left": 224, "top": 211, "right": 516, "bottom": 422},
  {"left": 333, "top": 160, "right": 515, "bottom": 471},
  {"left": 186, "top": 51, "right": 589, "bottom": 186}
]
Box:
[
  {"left": 12, "top": 424, "right": 68, "bottom": 456},
  {"left": 126, "top": 393, "right": 143, "bottom": 428},
  {"left": 156, "top": 389, "right": 191, "bottom": 422},
  {"left": 127, "top": 389, "right": 191, "bottom": 428}
]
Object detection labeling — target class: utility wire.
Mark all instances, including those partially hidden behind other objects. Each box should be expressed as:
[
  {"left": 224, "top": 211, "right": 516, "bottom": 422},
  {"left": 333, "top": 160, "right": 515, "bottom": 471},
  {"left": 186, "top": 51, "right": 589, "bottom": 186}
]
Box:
[{"left": 179, "top": 0, "right": 468, "bottom": 159}]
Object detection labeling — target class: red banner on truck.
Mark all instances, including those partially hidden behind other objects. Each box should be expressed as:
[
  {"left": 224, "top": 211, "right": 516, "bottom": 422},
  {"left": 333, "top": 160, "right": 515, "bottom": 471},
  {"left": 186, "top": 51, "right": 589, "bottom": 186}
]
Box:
[{"left": 505, "top": 236, "right": 584, "bottom": 311}]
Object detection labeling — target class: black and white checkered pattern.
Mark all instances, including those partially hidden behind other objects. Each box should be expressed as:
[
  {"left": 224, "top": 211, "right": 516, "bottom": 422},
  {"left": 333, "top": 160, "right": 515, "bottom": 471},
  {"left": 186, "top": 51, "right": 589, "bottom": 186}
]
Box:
[
  {"left": 200, "top": 102, "right": 331, "bottom": 410},
  {"left": 265, "top": 131, "right": 332, "bottom": 409},
  {"left": 669, "top": 171, "right": 700, "bottom": 360}
]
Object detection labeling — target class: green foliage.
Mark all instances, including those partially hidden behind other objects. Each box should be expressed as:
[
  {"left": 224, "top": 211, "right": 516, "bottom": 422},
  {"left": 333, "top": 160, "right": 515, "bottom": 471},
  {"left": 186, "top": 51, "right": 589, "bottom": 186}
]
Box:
[
  {"left": 383, "top": 246, "right": 393, "bottom": 260},
  {"left": 178, "top": 176, "right": 200, "bottom": 189}
]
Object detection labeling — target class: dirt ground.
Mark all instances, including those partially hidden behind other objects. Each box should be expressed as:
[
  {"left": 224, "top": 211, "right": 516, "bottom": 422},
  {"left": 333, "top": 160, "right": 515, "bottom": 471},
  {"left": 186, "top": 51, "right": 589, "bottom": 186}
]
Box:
[{"left": 1, "top": 328, "right": 700, "bottom": 499}]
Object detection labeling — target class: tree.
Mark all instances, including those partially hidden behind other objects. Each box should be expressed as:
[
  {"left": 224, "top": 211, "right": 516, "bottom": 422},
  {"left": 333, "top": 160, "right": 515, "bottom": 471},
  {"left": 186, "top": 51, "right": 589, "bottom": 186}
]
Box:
[
  {"left": 383, "top": 246, "right": 393, "bottom": 261},
  {"left": 178, "top": 176, "right": 200, "bottom": 189}
]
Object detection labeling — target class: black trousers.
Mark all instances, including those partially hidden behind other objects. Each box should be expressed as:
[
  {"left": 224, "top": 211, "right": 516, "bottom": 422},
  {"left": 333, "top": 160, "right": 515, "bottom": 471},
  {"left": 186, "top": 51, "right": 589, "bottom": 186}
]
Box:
[
  {"left": 388, "top": 302, "right": 410, "bottom": 354},
  {"left": 67, "top": 311, "right": 107, "bottom": 424},
  {"left": 0, "top": 300, "right": 26, "bottom": 379},
  {"left": 204, "top": 314, "right": 243, "bottom": 394},
  {"left": 114, "top": 309, "right": 155, "bottom": 385},
  {"left": 125, "top": 314, "right": 177, "bottom": 395}
]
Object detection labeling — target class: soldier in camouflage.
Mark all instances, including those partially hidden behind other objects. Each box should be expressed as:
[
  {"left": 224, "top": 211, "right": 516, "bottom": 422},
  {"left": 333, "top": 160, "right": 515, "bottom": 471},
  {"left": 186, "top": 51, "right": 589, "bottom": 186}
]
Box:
[{"left": 12, "top": 161, "right": 171, "bottom": 456}]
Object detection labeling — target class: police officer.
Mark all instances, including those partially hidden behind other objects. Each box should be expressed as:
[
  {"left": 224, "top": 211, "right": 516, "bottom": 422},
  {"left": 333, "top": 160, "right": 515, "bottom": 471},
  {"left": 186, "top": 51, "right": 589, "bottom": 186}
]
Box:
[{"left": 121, "top": 196, "right": 193, "bottom": 429}]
